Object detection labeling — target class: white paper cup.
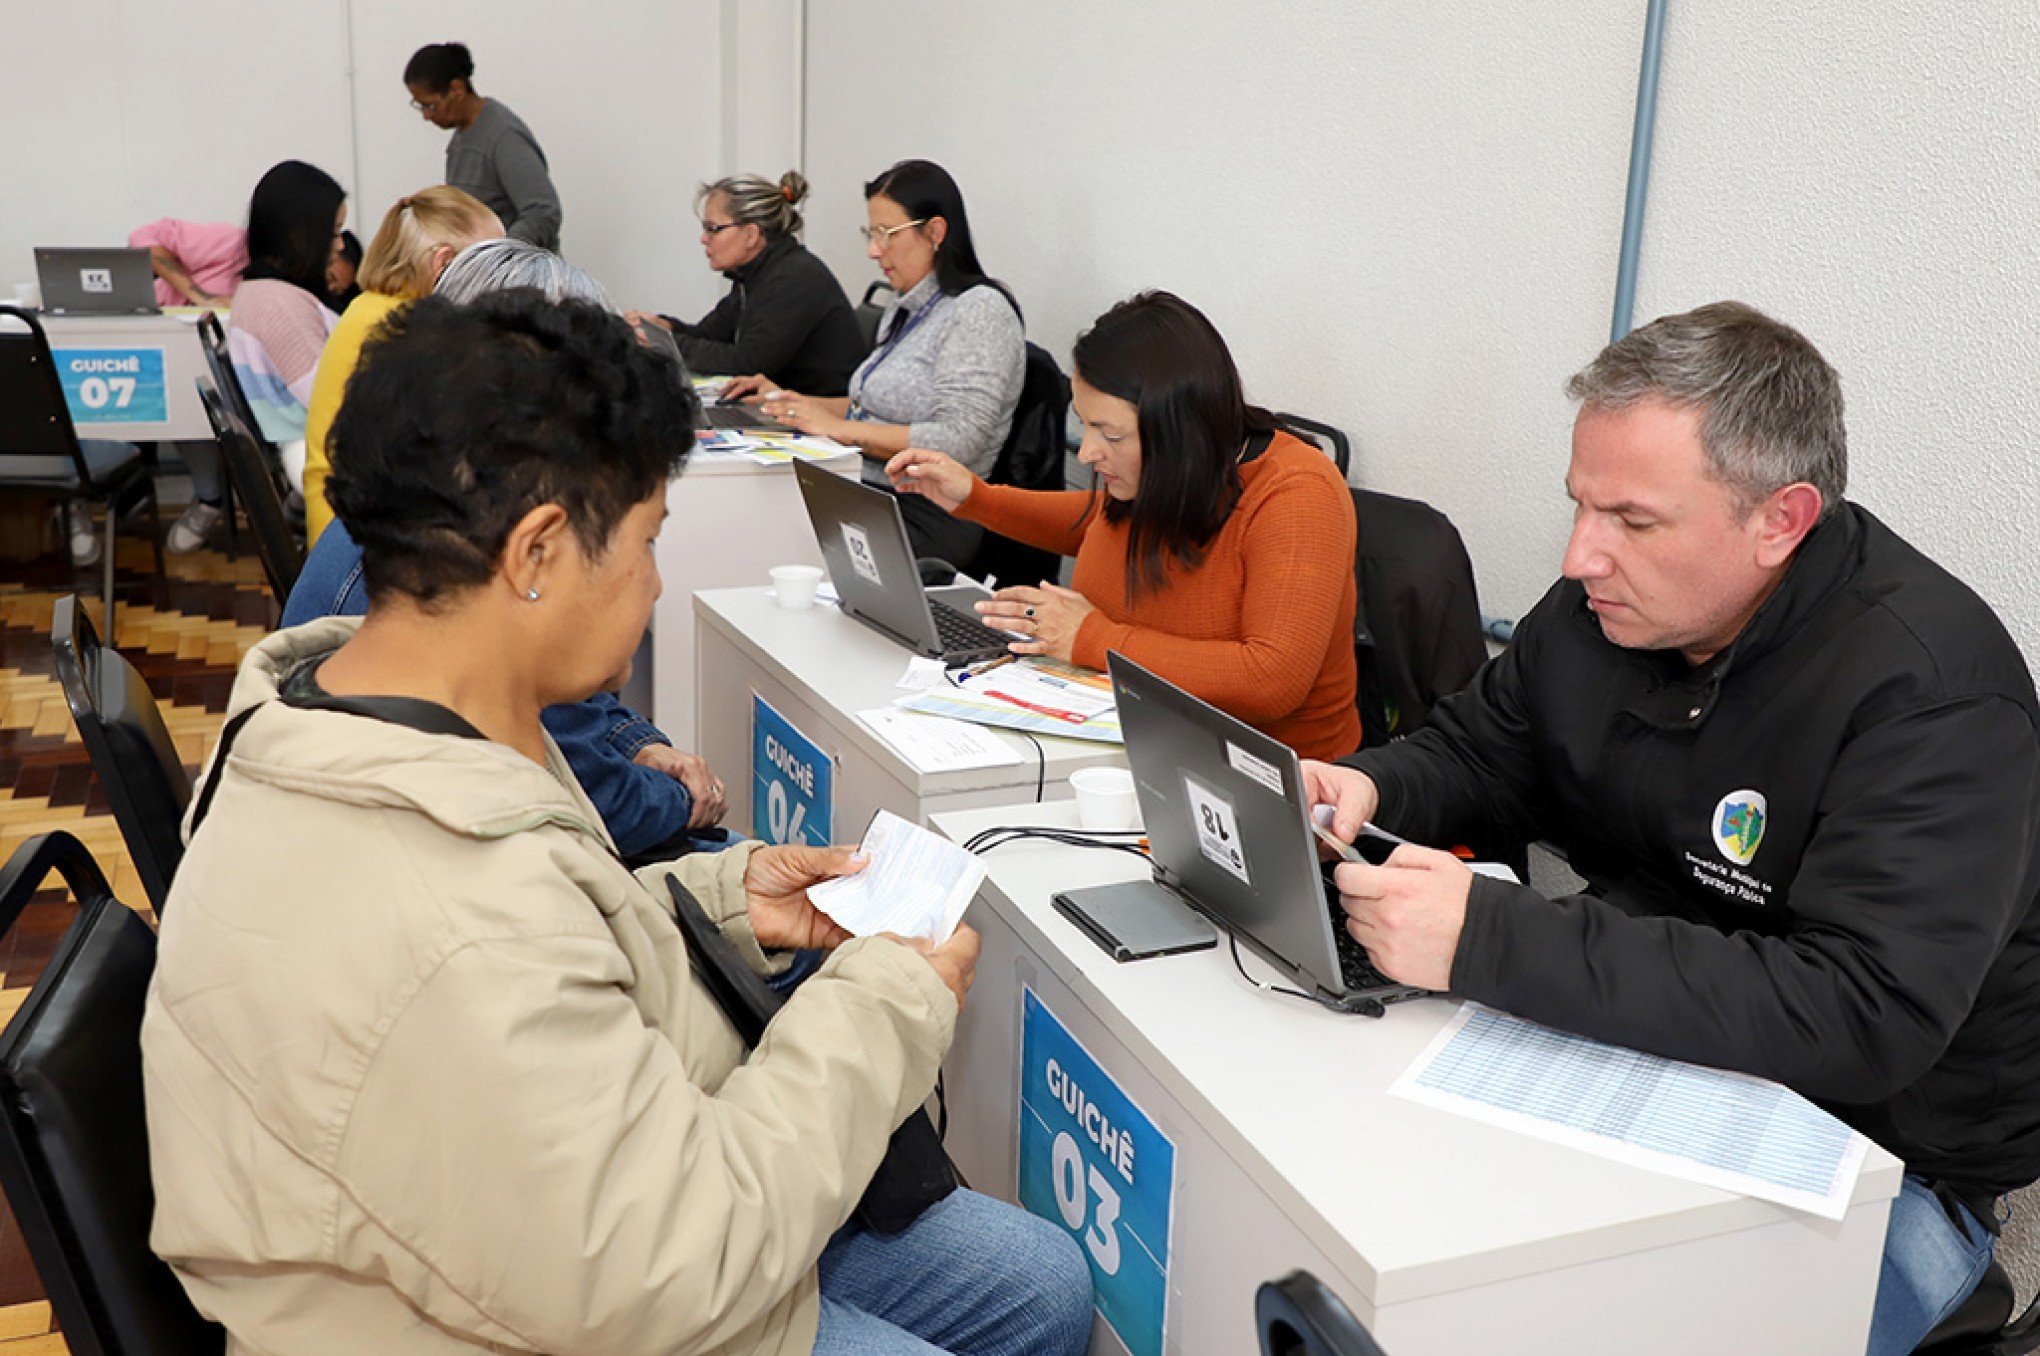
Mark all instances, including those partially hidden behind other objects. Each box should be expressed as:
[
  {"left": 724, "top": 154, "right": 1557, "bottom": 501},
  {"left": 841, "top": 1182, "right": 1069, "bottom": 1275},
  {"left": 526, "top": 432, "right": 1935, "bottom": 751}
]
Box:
[
  {"left": 770, "top": 563, "right": 824, "bottom": 610},
  {"left": 1071, "top": 766, "right": 1139, "bottom": 831},
  {"left": 13, "top": 282, "right": 40, "bottom": 311}
]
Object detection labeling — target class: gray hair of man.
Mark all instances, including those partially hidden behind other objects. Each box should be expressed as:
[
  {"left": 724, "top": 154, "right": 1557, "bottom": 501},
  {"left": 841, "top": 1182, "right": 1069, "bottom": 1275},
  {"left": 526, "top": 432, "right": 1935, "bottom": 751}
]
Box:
[
  {"left": 694, "top": 170, "right": 808, "bottom": 241},
  {"left": 433, "top": 238, "right": 615, "bottom": 309},
  {"left": 1564, "top": 301, "right": 1848, "bottom": 523}
]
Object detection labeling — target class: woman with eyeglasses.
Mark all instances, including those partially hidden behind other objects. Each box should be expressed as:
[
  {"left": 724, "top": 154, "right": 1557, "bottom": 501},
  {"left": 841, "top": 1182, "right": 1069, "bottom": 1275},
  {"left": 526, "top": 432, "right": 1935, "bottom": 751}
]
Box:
[
  {"left": 724, "top": 159, "right": 1023, "bottom": 564},
  {"left": 887, "top": 291, "right": 1364, "bottom": 760},
  {"left": 403, "top": 42, "right": 561, "bottom": 251},
  {"left": 626, "top": 172, "right": 866, "bottom": 397}
]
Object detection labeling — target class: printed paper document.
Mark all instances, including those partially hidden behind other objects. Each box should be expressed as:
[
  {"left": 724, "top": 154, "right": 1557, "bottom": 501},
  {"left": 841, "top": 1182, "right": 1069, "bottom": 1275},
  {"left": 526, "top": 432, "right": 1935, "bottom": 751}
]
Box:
[{"left": 807, "top": 810, "right": 986, "bottom": 942}]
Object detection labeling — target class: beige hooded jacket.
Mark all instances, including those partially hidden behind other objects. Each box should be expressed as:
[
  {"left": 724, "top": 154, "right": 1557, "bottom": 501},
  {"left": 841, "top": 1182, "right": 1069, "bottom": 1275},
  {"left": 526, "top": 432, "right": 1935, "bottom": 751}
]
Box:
[{"left": 141, "top": 618, "right": 956, "bottom": 1355}]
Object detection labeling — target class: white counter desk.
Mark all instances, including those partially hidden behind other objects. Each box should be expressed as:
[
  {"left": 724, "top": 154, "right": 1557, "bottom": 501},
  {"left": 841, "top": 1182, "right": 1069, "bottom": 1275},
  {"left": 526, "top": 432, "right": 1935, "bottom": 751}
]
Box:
[
  {"left": 650, "top": 450, "right": 857, "bottom": 749},
  {"left": 693, "top": 587, "right": 1124, "bottom": 839},
  {"left": 35, "top": 311, "right": 217, "bottom": 442},
  {"left": 931, "top": 800, "right": 1902, "bottom": 1356}
]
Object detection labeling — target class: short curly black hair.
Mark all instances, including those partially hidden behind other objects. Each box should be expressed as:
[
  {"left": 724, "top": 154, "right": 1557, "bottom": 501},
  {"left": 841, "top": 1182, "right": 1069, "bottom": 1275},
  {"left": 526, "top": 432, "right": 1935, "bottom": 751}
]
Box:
[{"left": 326, "top": 290, "right": 698, "bottom": 606}]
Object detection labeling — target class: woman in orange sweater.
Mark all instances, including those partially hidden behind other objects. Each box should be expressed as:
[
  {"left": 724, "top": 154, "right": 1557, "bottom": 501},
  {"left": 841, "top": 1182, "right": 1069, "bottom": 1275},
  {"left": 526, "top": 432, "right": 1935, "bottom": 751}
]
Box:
[{"left": 887, "top": 291, "right": 1362, "bottom": 759}]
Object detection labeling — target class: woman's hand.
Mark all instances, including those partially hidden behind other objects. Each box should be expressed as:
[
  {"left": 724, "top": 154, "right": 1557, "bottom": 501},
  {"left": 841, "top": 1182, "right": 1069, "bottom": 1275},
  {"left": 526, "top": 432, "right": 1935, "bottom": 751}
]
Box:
[
  {"left": 743, "top": 844, "right": 863, "bottom": 951},
  {"left": 975, "top": 583, "right": 1096, "bottom": 663},
  {"left": 720, "top": 373, "right": 778, "bottom": 403},
  {"left": 885, "top": 925, "right": 982, "bottom": 1011},
  {"left": 759, "top": 389, "right": 848, "bottom": 440},
  {"left": 632, "top": 744, "right": 726, "bottom": 827},
  {"left": 884, "top": 448, "right": 975, "bottom": 514},
  {"left": 623, "top": 309, "right": 673, "bottom": 333}
]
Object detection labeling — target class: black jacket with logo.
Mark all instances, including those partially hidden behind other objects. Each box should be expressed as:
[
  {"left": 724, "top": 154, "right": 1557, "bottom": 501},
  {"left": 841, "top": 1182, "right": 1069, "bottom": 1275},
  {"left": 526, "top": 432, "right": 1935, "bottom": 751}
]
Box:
[{"left": 1347, "top": 504, "right": 2040, "bottom": 1213}]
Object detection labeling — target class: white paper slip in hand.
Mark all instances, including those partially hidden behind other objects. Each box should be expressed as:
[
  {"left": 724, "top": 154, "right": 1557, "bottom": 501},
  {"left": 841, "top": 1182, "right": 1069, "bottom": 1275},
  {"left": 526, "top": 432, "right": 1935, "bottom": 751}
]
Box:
[{"left": 807, "top": 810, "right": 986, "bottom": 943}]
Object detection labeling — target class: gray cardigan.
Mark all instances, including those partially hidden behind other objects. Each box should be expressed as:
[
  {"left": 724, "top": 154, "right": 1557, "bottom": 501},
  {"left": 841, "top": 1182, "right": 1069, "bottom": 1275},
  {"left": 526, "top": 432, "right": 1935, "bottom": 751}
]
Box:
[
  {"left": 846, "top": 274, "right": 1023, "bottom": 476},
  {"left": 446, "top": 99, "right": 562, "bottom": 251}
]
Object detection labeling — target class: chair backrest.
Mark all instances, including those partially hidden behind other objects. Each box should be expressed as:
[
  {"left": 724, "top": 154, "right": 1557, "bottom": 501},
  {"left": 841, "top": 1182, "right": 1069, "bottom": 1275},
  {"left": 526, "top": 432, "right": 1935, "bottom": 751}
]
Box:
[
  {"left": 1350, "top": 488, "right": 1487, "bottom": 746},
  {"left": 0, "top": 831, "right": 226, "bottom": 1356},
  {"left": 195, "top": 378, "right": 302, "bottom": 604},
  {"left": 959, "top": 341, "right": 1072, "bottom": 588},
  {"left": 0, "top": 305, "right": 93, "bottom": 486},
  {"left": 1257, "top": 1271, "right": 1387, "bottom": 1356},
  {"left": 1274, "top": 412, "right": 1353, "bottom": 478},
  {"left": 854, "top": 281, "right": 896, "bottom": 350},
  {"left": 49, "top": 595, "right": 191, "bottom": 914}
]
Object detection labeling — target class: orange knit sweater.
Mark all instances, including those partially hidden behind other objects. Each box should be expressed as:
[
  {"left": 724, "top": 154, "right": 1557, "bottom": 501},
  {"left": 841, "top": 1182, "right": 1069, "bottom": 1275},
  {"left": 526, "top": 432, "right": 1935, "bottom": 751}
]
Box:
[{"left": 957, "top": 432, "right": 1362, "bottom": 759}]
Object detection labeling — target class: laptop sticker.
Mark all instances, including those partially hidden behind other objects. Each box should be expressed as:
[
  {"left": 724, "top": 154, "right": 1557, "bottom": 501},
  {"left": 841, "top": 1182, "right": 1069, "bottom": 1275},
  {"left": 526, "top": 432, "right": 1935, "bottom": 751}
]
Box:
[
  {"left": 840, "top": 522, "right": 884, "bottom": 586},
  {"left": 1185, "top": 778, "right": 1249, "bottom": 884},
  {"left": 1225, "top": 742, "right": 1283, "bottom": 795},
  {"left": 81, "top": 268, "right": 112, "bottom": 293}
]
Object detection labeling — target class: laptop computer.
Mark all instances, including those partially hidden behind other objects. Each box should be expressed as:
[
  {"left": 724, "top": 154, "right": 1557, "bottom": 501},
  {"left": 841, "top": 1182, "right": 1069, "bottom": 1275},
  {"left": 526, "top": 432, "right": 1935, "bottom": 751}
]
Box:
[
  {"left": 34, "top": 248, "right": 160, "bottom": 316},
  {"left": 1109, "top": 652, "right": 1432, "bottom": 1016},
  {"left": 793, "top": 457, "right": 1016, "bottom": 664}
]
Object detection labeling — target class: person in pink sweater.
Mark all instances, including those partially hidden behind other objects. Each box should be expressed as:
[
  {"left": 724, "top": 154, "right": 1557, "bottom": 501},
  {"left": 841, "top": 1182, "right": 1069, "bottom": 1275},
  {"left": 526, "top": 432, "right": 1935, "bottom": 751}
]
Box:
[{"left": 128, "top": 218, "right": 247, "bottom": 309}]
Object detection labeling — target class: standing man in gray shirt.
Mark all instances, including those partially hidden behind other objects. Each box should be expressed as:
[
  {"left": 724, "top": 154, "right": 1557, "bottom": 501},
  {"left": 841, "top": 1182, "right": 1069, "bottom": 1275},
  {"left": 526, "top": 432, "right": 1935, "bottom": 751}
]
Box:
[{"left": 404, "top": 42, "right": 563, "bottom": 252}]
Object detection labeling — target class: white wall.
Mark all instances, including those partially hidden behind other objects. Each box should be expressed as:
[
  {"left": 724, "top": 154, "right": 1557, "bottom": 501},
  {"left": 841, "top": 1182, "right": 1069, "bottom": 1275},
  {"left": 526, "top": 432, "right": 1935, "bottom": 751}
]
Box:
[
  {"left": 801, "top": 1, "right": 2040, "bottom": 660},
  {"left": 0, "top": 0, "right": 779, "bottom": 325}
]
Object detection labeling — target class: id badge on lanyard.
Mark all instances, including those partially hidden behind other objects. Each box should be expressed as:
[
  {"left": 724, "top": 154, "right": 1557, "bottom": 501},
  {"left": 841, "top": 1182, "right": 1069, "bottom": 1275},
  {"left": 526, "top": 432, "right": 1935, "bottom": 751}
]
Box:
[{"left": 848, "top": 293, "right": 942, "bottom": 421}]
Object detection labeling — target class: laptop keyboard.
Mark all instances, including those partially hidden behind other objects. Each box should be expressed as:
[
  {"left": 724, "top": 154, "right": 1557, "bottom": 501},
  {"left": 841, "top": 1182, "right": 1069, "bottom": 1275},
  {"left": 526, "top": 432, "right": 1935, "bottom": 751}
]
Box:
[
  {"left": 701, "top": 404, "right": 780, "bottom": 431},
  {"left": 1322, "top": 875, "right": 1395, "bottom": 992},
  {"left": 931, "top": 599, "right": 1012, "bottom": 662}
]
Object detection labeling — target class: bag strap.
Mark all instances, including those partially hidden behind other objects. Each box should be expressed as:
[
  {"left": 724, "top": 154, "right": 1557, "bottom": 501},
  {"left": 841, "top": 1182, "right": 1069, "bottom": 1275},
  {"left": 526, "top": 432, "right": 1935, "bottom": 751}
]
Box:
[{"left": 665, "top": 874, "right": 782, "bottom": 1048}]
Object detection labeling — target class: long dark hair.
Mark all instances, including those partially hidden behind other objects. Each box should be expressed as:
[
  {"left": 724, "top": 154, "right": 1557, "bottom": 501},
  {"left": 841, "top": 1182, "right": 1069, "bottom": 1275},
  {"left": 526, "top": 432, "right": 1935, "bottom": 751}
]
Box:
[
  {"left": 863, "top": 159, "right": 1019, "bottom": 319},
  {"left": 243, "top": 160, "right": 346, "bottom": 303},
  {"left": 1074, "top": 291, "right": 1276, "bottom": 599}
]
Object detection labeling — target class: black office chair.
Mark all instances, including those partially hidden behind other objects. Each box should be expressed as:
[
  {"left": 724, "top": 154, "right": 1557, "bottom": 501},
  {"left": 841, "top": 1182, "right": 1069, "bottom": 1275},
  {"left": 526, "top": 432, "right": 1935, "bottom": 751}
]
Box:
[
  {"left": 854, "top": 280, "right": 896, "bottom": 350},
  {"left": 49, "top": 594, "right": 191, "bottom": 916},
  {"left": 192, "top": 312, "right": 246, "bottom": 559},
  {"left": 0, "top": 831, "right": 226, "bottom": 1356},
  {"left": 953, "top": 342, "right": 1073, "bottom": 589},
  {"left": 1275, "top": 412, "right": 1353, "bottom": 478},
  {"left": 1348, "top": 488, "right": 1487, "bottom": 747},
  {"left": 0, "top": 305, "right": 168, "bottom": 645},
  {"left": 1918, "top": 1260, "right": 2040, "bottom": 1354},
  {"left": 195, "top": 377, "right": 303, "bottom": 609},
  {"left": 1258, "top": 1271, "right": 1388, "bottom": 1356}
]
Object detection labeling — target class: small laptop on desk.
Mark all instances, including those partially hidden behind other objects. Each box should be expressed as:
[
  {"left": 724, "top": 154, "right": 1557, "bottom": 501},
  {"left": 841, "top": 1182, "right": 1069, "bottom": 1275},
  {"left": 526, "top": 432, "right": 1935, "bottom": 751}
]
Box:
[
  {"left": 1109, "top": 653, "right": 1432, "bottom": 1016},
  {"left": 34, "top": 248, "right": 159, "bottom": 315},
  {"left": 793, "top": 457, "right": 1016, "bottom": 664},
  {"left": 697, "top": 401, "right": 795, "bottom": 434}
]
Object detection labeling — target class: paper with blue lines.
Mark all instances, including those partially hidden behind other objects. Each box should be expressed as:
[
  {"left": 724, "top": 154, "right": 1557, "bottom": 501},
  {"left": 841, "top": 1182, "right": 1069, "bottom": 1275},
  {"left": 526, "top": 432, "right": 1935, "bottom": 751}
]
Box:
[{"left": 1390, "top": 1004, "right": 1868, "bottom": 1219}]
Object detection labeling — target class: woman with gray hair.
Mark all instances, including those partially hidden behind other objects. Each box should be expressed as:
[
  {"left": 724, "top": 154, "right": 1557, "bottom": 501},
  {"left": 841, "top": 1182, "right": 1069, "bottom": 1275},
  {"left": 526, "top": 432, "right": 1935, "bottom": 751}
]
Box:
[
  {"left": 629, "top": 171, "right": 867, "bottom": 395},
  {"left": 434, "top": 235, "right": 613, "bottom": 306}
]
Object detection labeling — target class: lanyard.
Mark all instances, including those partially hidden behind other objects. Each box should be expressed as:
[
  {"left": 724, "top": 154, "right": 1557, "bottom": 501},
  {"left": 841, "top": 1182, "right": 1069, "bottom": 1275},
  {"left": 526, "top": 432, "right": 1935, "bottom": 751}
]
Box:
[{"left": 849, "top": 291, "right": 944, "bottom": 420}]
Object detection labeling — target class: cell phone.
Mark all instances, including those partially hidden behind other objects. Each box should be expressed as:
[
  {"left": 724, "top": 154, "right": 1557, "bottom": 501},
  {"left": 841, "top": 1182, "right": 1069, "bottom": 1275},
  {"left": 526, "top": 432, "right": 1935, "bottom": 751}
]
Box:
[{"left": 1313, "top": 822, "right": 1399, "bottom": 866}]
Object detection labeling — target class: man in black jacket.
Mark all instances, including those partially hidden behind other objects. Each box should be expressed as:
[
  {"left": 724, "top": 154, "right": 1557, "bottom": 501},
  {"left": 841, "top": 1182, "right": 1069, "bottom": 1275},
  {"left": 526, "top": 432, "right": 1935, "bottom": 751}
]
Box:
[{"left": 1307, "top": 302, "right": 2040, "bottom": 1356}]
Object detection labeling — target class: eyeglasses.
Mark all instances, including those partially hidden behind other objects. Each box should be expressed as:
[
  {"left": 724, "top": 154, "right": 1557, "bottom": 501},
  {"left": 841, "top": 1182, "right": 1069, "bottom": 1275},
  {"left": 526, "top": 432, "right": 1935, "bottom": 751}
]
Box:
[
  {"left": 409, "top": 94, "right": 444, "bottom": 113},
  {"left": 859, "top": 219, "right": 927, "bottom": 246},
  {"left": 700, "top": 221, "right": 746, "bottom": 237}
]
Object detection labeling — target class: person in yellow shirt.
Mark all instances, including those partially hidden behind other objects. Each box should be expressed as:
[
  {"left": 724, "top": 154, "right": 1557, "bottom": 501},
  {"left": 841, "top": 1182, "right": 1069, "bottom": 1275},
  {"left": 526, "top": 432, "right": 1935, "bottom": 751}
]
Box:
[{"left": 303, "top": 186, "right": 502, "bottom": 543}]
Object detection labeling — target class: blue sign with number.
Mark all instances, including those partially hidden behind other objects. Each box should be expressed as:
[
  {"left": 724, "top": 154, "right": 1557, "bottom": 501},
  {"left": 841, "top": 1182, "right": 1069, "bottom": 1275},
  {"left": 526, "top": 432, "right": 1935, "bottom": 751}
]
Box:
[
  {"left": 751, "top": 695, "right": 832, "bottom": 846},
  {"left": 53, "top": 347, "right": 167, "bottom": 424},
  {"left": 1018, "top": 987, "right": 1173, "bottom": 1356}
]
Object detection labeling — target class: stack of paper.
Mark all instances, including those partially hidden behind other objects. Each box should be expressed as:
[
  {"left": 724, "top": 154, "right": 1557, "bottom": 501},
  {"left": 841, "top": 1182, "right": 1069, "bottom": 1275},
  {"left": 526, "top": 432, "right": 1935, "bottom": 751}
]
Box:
[
  {"left": 857, "top": 707, "right": 1027, "bottom": 772},
  {"left": 900, "top": 656, "right": 1123, "bottom": 743}
]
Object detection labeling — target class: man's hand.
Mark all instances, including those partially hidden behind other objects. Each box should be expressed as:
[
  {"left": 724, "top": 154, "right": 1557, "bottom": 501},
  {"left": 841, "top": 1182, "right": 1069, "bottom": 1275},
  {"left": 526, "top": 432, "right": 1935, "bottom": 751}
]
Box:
[
  {"left": 887, "top": 926, "right": 982, "bottom": 1011},
  {"left": 742, "top": 844, "right": 863, "bottom": 951},
  {"left": 634, "top": 744, "right": 726, "bottom": 827},
  {"left": 1333, "top": 847, "right": 1471, "bottom": 991},
  {"left": 1301, "top": 760, "right": 1380, "bottom": 842}
]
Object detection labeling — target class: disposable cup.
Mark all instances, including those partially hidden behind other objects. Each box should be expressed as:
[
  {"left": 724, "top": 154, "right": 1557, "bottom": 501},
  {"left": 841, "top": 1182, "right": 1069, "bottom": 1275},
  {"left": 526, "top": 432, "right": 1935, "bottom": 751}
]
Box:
[
  {"left": 13, "top": 282, "right": 40, "bottom": 310},
  {"left": 770, "top": 563, "right": 824, "bottom": 610},
  {"left": 1071, "top": 766, "right": 1139, "bottom": 831}
]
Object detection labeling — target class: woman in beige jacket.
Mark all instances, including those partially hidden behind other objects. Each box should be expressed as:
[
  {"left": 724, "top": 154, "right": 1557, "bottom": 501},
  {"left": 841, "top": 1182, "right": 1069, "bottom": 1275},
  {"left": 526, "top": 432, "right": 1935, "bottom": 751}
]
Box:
[{"left": 141, "top": 291, "right": 1092, "bottom": 1355}]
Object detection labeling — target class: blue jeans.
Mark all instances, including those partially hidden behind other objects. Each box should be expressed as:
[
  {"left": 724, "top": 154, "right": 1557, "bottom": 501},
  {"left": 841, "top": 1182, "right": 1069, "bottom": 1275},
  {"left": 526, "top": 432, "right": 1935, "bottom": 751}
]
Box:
[
  {"left": 1867, "top": 1174, "right": 1997, "bottom": 1356},
  {"left": 814, "top": 1188, "right": 1093, "bottom": 1355}
]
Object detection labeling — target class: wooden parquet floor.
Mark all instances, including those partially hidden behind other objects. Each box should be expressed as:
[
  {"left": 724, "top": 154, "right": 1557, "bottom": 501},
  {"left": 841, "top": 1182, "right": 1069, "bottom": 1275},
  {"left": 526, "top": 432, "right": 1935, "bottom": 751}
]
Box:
[{"left": 0, "top": 529, "right": 273, "bottom": 1352}]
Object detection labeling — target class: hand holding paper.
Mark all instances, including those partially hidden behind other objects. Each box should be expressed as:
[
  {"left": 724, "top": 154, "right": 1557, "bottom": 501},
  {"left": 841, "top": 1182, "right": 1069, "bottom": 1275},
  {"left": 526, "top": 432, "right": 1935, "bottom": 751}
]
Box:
[{"left": 806, "top": 810, "right": 987, "bottom": 943}]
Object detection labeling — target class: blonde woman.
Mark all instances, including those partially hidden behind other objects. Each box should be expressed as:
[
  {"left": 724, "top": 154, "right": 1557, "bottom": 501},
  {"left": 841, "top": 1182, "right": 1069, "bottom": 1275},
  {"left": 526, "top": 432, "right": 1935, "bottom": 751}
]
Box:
[
  {"left": 630, "top": 171, "right": 867, "bottom": 396},
  {"left": 301, "top": 186, "right": 503, "bottom": 544}
]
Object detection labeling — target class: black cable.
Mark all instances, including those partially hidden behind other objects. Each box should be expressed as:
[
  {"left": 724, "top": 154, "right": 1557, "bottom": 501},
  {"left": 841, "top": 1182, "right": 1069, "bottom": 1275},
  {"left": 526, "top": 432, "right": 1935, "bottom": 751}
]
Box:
[
  {"left": 1227, "top": 934, "right": 1316, "bottom": 1005},
  {"left": 962, "top": 824, "right": 1150, "bottom": 863},
  {"left": 1023, "top": 733, "right": 1045, "bottom": 801}
]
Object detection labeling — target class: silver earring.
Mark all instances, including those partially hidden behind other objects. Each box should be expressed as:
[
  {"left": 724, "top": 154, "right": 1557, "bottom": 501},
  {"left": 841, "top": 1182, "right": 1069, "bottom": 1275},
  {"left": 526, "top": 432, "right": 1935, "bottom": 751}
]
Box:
[{"left": 525, "top": 588, "right": 541, "bottom": 602}]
